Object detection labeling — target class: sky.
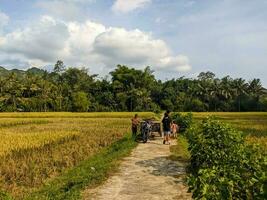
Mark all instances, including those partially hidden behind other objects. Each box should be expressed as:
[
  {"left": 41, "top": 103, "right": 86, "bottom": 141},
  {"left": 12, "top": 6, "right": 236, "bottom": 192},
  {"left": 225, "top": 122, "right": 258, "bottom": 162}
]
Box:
[{"left": 0, "top": 0, "right": 266, "bottom": 86}]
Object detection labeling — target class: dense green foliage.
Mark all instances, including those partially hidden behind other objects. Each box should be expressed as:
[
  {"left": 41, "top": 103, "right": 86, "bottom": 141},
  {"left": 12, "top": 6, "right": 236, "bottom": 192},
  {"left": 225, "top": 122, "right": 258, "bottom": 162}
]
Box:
[
  {"left": 187, "top": 118, "right": 267, "bottom": 200},
  {"left": 1, "top": 61, "right": 267, "bottom": 112},
  {"left": 171, "top": 112, "right": 193, "bottom": 132}
]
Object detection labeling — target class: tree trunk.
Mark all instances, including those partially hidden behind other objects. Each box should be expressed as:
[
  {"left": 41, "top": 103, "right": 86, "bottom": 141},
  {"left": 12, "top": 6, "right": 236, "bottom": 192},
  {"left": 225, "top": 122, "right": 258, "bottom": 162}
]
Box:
[
  {"left": 238, "top": 97, "right": 241, "bottom": 112},
  {"left": 130, "top": 97, "right": 133, "bottom": 112}
]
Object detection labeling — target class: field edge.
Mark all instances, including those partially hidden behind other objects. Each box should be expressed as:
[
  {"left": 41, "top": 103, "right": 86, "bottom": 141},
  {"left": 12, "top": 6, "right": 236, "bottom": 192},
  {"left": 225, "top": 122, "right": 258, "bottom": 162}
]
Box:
[{"left": 23, "top": 133, "right": 137, "bottom": 200}]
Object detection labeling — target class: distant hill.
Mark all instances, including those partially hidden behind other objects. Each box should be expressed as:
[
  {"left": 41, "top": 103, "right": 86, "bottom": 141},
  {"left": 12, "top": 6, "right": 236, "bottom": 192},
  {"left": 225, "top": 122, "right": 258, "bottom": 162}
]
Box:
[
  {"left": 0, "top": 66, "right": 9, "bottom": 76},
  {"left": 0, "top": 66, "right": 45, "bottom": 78},
  {"left": 26, "top": 67, "right": 46, "bottom": 75}
]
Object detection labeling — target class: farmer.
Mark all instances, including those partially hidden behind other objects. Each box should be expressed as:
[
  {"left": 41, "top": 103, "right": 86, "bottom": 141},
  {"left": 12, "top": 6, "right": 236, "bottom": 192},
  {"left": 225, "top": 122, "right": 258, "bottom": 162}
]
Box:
[
  {"left": 162, "top": 110, "right": 172, "bottom": 145},
  {"left": 131, "top": 114, "right": 140, "bottom": 140}
]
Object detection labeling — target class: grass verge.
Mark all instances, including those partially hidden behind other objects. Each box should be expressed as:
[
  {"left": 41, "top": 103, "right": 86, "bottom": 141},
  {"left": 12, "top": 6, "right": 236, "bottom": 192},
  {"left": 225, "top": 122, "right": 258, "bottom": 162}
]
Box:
[
  {"left": 0, "top": 191, "right": 13, "bottom": 200},
  {"left": 169, "top": 135, "right": 190, "bottom": 162},
  {"left": 24, "top": 134, "right": 136, "bottom": 200}
]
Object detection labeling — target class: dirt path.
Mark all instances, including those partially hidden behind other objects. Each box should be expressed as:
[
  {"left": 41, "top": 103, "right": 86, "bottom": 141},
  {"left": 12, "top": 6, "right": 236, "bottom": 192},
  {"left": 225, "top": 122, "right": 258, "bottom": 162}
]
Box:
[{"left": 83, "top": 137, "right": 191, "bottom": 200}]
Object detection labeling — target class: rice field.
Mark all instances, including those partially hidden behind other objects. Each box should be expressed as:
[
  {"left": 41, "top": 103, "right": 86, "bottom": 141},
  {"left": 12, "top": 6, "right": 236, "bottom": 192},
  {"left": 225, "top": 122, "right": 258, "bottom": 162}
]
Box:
[
  {"left": 0, "top": 112, "right": 155, "bottom": 119},
  {"left": 192, "top": 112, "right": 267, "bottom": 150},
  {"left": 1, "top": 112, "right": 266, "bottom": 199},
  {"left": 0, "top": 112, "right": 155, "bottom": 199}
]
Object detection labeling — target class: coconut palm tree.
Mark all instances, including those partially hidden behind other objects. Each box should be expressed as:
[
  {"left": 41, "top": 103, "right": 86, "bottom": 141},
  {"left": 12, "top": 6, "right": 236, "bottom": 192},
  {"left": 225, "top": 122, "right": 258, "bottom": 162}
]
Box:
[
  {"left": 248, "top": 79, "right": 264, "bottom": 110},
  {"left": 232, "top": 78, "right": 248, "bottom": 112},
  {"left": 249, "top": 79, "right": 264, "bottom": 98},
  {"left": 220, "top": 76, "right": 234, "bottom": 100}
]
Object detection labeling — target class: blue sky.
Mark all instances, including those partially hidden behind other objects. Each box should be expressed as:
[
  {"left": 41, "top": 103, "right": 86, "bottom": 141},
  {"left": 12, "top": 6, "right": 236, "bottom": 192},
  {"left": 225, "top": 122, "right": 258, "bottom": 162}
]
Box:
[{"left": 0, "top": 0, "right": 266, "bottom": 86}]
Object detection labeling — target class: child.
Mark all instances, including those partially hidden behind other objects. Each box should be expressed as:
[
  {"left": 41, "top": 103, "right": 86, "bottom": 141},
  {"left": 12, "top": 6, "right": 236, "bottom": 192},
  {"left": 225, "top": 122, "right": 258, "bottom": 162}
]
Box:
[{"left": 171, "top": 121, "right": 179, "bottom": 139}]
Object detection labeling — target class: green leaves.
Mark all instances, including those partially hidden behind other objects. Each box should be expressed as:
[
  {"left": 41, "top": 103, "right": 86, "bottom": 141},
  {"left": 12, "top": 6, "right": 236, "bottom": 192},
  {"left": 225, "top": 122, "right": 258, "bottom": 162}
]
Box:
[
  {"left": 171, "top": 112, "right": 193, "bottom": 133},
  {"left": 187, "top": 118, "right": 267, "bottom": 199}
]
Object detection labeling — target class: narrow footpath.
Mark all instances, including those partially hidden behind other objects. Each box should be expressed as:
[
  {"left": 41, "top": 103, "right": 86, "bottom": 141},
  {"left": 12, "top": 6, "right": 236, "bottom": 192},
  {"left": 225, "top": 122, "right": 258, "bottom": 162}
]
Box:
[{"left": 83, "top": 137, "right": 192, "bottom": 200}]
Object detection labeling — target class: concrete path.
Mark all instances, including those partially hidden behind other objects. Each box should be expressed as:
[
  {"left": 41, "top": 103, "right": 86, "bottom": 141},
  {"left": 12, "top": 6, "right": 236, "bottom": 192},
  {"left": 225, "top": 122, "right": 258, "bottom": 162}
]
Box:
[{"left": 83, "top": 137, "right": 191, "bottom": 200}]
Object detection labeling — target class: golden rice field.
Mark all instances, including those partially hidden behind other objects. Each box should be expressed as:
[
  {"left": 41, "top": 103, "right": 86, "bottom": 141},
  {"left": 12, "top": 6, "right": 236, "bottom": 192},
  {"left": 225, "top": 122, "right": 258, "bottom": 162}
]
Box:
[
  {"left": 0, "top": 112, "right": 155, "bottom": 119},
  {"left": 192, "top": 112, "right": 267, "bottom": 151},
  {"left": 1, "top": 112, "right": 266, "bottom": 199},
  {"left": 0, "top": 112, "right": 155, "bottom": 199}
]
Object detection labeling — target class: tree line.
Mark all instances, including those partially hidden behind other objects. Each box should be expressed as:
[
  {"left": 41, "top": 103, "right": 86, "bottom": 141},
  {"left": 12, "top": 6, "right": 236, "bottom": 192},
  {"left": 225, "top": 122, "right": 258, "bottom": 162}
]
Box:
[{"left": 0, "top": 60, "right": 267, "bottom": 112}]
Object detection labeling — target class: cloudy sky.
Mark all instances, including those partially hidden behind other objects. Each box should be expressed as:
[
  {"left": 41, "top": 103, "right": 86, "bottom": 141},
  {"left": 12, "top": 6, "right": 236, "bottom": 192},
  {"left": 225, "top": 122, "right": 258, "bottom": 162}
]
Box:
[{"left": 0, "top": 0, "right": 266, "bottom": 86}]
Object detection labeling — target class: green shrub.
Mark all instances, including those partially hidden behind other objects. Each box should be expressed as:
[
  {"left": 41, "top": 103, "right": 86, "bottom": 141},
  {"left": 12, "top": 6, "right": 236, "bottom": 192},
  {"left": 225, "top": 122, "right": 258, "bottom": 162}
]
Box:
[
  {"left": 171, "top": 112, "right": 193, "bottom": 133},
  {"left": 187, "top": 117, "right": 267, "bottom": 200},
  {"left": 71, "top": 91, "right": 90, "bottom": 112}
]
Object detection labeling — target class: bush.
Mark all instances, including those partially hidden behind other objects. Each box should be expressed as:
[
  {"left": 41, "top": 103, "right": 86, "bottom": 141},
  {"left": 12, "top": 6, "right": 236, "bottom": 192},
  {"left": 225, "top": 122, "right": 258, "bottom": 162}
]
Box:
[
  {"left": 259, "top": 97, "right": 267, "bottom": 111},
  {"left": 186, "top": 98, "right": 206, "bottom": 112},
  {"left": 186, "top": 118, "right": 267, "bottom": 200},
  {"left": 71, "top": 92, "right": 90, "bottom": 112},
  {"left": 171, "top": 112, "right": 193, "bottom": 133}
]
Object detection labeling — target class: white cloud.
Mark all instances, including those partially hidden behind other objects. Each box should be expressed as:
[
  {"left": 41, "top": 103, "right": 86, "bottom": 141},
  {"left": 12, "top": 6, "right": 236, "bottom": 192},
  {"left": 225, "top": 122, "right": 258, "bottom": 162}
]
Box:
[
  {"left": 63, "top": 21, "right": 106, "bottom": 66},
  {"left": 159, "top": 55, "right": 191, "bottom": 72},
  {"left": 112, "top": 0, "right": 151, "bottom": 13},
  {"left": 0, "top": 15, "right": 191, "bottom": 73},
  {"left": 93, "top": 28, "right": 190, "bottom": 71},
  {"left": 0, "top": 11, "right": 9, "bottom": 29},
  {"left": 1, "top": 16, "right": 69, "bottom": 62}
]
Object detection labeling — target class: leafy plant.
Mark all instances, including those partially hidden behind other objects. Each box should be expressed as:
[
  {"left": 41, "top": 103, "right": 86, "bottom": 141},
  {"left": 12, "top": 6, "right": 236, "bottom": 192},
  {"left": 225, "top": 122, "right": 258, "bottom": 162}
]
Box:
[
  {"left": 187, "top": 117, "right": 267, "bottom": 199},
  {"left": 171, "top": 112, "right": 193, "bottom": 133}
]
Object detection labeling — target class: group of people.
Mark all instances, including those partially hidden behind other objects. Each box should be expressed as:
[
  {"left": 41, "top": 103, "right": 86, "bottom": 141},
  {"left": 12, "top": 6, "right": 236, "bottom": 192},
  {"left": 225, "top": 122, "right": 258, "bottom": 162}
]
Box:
[{"left": 131, "top": 111, "right": 179, "bottom": 145}]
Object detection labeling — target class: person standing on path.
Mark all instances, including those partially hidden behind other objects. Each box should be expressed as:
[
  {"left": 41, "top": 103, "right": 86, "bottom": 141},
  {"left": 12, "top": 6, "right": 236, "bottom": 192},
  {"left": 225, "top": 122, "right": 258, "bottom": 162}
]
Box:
[
  {"left": 131, "top": 114, "right": 140, "bottom": 140},
  {"left": 162, "top": 110, "right": 172, "bottom": 145},
  {"left": 171, "top": 120, "right": 179, "bottom": 139}
]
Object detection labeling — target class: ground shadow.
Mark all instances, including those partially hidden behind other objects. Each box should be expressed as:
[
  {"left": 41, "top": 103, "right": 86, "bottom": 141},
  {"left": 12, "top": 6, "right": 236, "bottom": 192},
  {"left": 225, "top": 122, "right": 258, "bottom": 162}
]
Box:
[{"left": 135, "top": 156, "right": 186, "bottom": 180}]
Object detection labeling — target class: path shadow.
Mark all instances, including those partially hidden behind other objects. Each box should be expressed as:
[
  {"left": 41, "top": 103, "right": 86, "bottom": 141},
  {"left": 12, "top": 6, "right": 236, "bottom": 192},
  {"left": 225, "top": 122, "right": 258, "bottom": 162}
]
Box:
[
  {"left": 145, "top": 141, "right": 164, "bottom": 146},
  {"left": 135, "top": 156, "right": 187, "bottom": 181}
]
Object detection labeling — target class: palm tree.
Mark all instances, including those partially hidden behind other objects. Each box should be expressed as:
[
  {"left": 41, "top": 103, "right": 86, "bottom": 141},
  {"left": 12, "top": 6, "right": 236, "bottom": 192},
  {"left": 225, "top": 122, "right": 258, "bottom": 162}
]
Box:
[
  {"left": 220, "top": 76, "right": 233, "bottom": 100},
  {"left": 197, "top": 80, "right": 214, "bottom": 111},
  {"left": 249, "top": 79, "right": 264, "bottom": 98},
  {"left": 210, "top": 79, "right": 221, "bottom": 111},
  {"left": 38, "top": 79, "right": 53, "bottom": 112},
  {"left": 248, "top": 79, "right": 264, "bottom": 110},
  {"left": 4, "top": 73, "right": 23, "bottom": 111},
  {"left": 232, "top": 78, "right": 248, "bottom": 112}
]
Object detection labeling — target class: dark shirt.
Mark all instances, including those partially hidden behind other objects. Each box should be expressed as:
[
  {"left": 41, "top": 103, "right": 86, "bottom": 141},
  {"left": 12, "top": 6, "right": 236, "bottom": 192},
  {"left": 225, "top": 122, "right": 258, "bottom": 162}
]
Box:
[{"left": 162, "top": 116, "right": 171, "bottom": 131}]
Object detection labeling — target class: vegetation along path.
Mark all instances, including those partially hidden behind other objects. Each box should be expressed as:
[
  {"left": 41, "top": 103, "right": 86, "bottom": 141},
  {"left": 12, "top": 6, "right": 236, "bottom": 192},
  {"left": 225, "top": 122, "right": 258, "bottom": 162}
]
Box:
[{"left": 83, "top": 137, "right": 191, "bottom": 200}]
